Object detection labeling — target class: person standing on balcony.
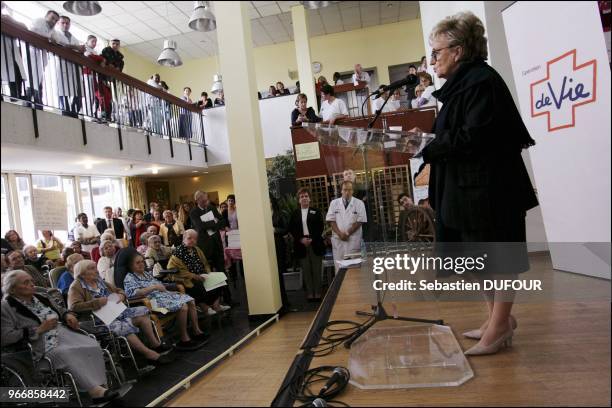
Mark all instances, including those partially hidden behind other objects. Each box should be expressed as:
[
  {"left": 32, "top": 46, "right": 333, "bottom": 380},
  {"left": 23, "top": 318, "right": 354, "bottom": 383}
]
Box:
[
  {"left": 351, "top": 64, "right": 370, "bottom": 85},
  {"left": 100, "top": 39, "right": 124, "bottom": 122},
  {"left": 83, "top": 35, "right": 109, "bottom": 122},
  {"left": 1, "top": 3, "right": 27, "bottom": 100},
  {"left": 50, "top": 15, "right": 85, "bottom": 118},
  {"left": 213, "top": 90, "right": 225, "bottom": 106},
  {"left": 179, "top": 87, "right": 193, "bottom": 139},
  {"left": 28, "top": 10, "right": 60, "bottom": 107},
  {"left": 319, "top": 84, "right": 348, "bottom": 126},
  {"left": 146, "top": 74, "right": 163, "bottom": 134},
  {"left": 197, "top": 91, "right": 213, "bottom": 109}
]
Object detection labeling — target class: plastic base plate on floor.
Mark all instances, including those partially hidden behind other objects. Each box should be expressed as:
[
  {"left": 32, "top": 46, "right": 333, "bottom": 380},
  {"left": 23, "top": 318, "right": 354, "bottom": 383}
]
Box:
[{"left": 348, "top": 324, "right": 473, "bottom": 389}]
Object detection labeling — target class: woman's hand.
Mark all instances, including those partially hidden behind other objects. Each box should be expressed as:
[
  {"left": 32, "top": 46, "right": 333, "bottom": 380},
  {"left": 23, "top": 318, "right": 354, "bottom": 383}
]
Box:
[
  {"left": 98, "top": 297, "right": 108, "bottom": 307},
  {"left": 153, "top": 284, "right": 167, "bottom": 292},
  {"left": 116, "top": 293, "right": 126, "bottom": 303},
  {"left": 193, "top": 274, "right": 206, "bottom": 281},
  {"left": 300, "top": 237, "right": 312, "bottom": 247},
  {"left": 36, "top": 318, "right": 58, "bottom": 335},
  {"left": 64, "top": 314, "right": 80, "bottom": 330}
]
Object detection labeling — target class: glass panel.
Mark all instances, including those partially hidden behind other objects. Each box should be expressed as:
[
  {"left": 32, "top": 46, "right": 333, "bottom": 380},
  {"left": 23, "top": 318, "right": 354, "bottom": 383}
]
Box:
[
  {"left": 16, "top": 175, "right": 35, "bottom": 245},
  {"left": 62, "top": 178, "right": 77, "bottom": 242},
  {"left": 80, "top": 177, "right": 93, "bottom": 219},
  {"left": 91, "top": 177, "right": 124, "bottom": 219},
  {"left": 1, "top": 176, "right": 12, "bottom": 237}
]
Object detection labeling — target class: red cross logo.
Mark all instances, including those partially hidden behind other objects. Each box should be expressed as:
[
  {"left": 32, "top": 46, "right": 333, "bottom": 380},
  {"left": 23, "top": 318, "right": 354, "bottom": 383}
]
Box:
[{"left": 530, "top": 49, "right": 597, "bottom": 132}]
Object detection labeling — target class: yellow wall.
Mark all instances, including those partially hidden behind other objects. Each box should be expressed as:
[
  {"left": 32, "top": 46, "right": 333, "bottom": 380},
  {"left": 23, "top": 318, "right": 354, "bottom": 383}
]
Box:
[
  {"left": 121, "top": 47, "right": 159, "bottom": 83},
  {"left": 153, "top": 19, "right": 424, "bottom": 97},
  {"left": 147, "top": 169, "right": 235, "bottom": 207}
]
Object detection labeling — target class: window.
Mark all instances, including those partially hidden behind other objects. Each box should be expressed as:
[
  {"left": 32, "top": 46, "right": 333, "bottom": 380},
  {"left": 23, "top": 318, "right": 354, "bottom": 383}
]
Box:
[
  {"left": 91, "top": 177, "right": 125, "bottom": 218},
  {"left": 80, "top": 178, "right": 93, "bottom": 219},
  {"left": 15, "top": 175, "right": 35, "bottom": 244},
  {"left": 62, "top": 177, "right": 77, "bottom": 241},
  {"left": 1, "top": 175, "right": 12, "bottom": 237}
]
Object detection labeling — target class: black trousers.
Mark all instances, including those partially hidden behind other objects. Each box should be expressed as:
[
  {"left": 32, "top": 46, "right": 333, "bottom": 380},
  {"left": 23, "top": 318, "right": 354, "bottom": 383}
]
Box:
[{"left": 185, "top": 279, "right": 221, "bottom": 307}]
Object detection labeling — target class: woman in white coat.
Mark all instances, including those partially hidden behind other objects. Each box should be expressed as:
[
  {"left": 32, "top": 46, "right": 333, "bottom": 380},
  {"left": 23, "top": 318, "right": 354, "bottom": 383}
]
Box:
[{"left": 326, "top": 180, "right": 367, "bottom": 271}]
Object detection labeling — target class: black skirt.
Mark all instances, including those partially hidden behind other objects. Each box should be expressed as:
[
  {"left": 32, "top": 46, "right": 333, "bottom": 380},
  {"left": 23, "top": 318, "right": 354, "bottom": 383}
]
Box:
[{"left": 185, "top": 279, "right": 221, "bottom": 306}]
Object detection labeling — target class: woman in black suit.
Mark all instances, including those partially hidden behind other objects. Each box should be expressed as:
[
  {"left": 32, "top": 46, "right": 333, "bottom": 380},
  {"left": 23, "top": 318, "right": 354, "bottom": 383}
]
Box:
[
  {"left": 416, "top": 12, "right": 538, "bottom": 356},
  {"left": 291, "top": 93, "right": 322, "bottom": 127},
  {"left": 289, "top": 188, "right": 325, "bottom": 300}
]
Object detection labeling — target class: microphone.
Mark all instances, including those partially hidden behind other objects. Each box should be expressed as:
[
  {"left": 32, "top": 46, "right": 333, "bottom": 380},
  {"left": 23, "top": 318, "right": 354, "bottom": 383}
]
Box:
[
  {"left": 319, "top": 367, "right": 349, "bottom": 396},
  {"left": 372, "top": 75, "right": 419, "bottom": 99},
  {"left": 311, "top": 398, "right": 327, "bottom": 407}
]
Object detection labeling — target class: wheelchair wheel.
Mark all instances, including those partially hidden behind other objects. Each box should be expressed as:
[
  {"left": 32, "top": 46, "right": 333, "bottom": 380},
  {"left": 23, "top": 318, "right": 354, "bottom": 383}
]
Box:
[
  {"left": 400, "top": 206, "right": 436, "bottom": 242},
  {"left": 1, "top": 364, "right": 27, "bottom": 388}
]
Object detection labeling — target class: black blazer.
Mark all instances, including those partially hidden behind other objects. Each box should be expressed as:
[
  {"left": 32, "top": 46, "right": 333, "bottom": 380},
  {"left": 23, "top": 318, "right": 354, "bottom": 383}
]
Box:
[
  {"left": 189, "top": 205, "right": 227, "bottom": 257},
  {"left": 289, "top": 207, "right": 326, "bottom": 258},
  {"left": 423, "top": 59, "right": 538, "bottom": 232},
  {"left": 95, "top": 218, "right": 125, "bottom": 238}
]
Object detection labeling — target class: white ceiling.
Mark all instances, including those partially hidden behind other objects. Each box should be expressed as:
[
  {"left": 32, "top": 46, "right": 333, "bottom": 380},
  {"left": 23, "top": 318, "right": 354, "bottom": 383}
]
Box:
[
  {"left": 0, "top": 143, "right": 229, "bottom": 178},
  {"left": 32, "top": 1, "right": 420, "bottom": 62}
]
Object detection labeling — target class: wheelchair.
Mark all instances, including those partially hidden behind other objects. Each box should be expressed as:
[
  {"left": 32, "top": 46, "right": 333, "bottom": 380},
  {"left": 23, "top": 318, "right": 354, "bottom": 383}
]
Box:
[{"left": 1, "top": 330, "right": 130, "bottom": 407}]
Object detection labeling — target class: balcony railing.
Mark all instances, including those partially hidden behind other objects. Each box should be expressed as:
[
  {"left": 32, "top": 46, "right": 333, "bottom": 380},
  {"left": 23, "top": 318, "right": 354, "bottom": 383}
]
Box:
[{"left": 1, "top": 16, "right": 206, "bottom": 160}]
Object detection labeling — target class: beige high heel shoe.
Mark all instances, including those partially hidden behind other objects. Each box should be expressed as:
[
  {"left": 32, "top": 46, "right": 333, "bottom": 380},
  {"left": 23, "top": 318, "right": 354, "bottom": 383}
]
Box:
[
  {"left": 462, "top": 315, "right": 517, "bottom": 340},
  {"left": 464, "top": 329, "right": 514, "bottom": 356}
]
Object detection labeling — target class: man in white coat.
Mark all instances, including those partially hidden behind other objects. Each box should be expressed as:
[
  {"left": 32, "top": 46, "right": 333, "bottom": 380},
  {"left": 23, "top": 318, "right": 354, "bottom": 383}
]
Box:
[{"left": 326, "top": 180, "right": 367, "bottom": 271}]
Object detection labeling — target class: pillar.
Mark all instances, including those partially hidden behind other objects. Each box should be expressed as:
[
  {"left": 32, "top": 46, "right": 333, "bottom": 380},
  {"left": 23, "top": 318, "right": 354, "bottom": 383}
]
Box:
[{"left": 291, "top": 5, "right": 317, "bottom": 107}]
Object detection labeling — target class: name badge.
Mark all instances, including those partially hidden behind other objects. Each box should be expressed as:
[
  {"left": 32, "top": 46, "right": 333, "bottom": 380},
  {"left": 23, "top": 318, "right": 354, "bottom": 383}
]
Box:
[{"left": 310, "top": 210, "right": 316, "bottom": 214}]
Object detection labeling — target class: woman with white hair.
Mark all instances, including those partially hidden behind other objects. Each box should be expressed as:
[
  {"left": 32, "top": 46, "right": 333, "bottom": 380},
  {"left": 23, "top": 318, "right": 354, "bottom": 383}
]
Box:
[
  {"left": 97, "top": 240, "right": 117, "bottom": 285},
  {"left": 414, "top": 11, "right": 538, "bottom": 356},
  {"left": 145, "top": 234, "right": 173, "bottom": 271},
  {"left": 167, "top": 229, "right": 229, "bottom": 316},
  {"left": 1, "top": 270, "right": 119, "bottom": 403},
  {"left": 68, "top": 260, "right": 173, "bottom": 365}
]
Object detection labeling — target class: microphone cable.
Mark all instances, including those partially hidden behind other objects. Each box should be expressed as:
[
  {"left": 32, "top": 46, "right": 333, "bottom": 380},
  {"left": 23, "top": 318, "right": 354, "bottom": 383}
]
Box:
[
  {"left": 309, "top": 317, "right": 374, "bottom": 357},
  {"left": 291, "top": 365, "right": 351, "bottom": 407}
]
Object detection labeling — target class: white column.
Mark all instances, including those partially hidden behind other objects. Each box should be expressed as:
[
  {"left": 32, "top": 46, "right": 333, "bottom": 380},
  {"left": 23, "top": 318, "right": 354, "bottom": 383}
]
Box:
[
  {"left": 214, "top": 1, "right": 282, "bottom": 315},
  {"left": 291, "top": 5, "right": 317, "bottom": 107}
]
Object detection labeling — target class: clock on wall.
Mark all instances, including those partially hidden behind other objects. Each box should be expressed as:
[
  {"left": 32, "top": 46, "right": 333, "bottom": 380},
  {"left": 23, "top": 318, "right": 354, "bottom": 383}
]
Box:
[{"left": 312, "top": 61, "right": 322, "bottom": 74}]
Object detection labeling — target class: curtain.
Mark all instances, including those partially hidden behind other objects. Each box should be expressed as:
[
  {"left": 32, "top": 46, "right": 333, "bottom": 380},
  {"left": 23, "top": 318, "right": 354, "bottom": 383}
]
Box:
[{"left": 125, "top": 177, "right": 147, "bottom": 210}]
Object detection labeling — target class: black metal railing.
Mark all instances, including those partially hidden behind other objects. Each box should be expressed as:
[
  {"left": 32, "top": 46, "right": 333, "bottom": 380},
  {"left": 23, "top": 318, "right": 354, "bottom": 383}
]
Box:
[{"left": 1, "top": 17, "right": 207, "bottom": 157}]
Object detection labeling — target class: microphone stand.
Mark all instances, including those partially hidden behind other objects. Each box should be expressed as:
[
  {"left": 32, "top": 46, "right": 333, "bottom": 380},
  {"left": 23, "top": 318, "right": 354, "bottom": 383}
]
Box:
[{"left": 344, "top": 89, "right": 443, "bottom": 350}]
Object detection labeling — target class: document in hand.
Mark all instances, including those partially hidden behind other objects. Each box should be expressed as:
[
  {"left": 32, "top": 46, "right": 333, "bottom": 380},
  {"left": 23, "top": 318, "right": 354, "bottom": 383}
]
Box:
[
  {"left": 202, "top": 272, "right": 228, "bottom": 292},
  {"left": 200, "top": 211, "right": 216, "bottom": 222},
  {"left": 93, "top": 293, "right": 127, "bottom": 325},
  {"left": 336, "top": 258, "right": 363, "bottom": 268}
]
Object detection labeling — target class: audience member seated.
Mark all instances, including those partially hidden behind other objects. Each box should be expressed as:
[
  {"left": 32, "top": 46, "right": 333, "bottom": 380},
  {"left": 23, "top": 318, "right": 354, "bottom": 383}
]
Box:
[
  {"left": 57, "top": 253, "right": 84, "bottom": 295},
  {"left": 91, "top": 232, "right": 113, "bottom": 263},
  {"left": 55, "top": 247, "right": 75, "bottom": 268},
  {"left": 97, "top": 240, "right": 117, "bottom": 285},
  {"left": 68, "top": 260, "right": 174, "bottom": 365},
  {"left": 36, "top": 230, "right": 64, "bottom": 264},
  {"left": 197, "top": 91, "right": 213, "bottom": 109},
  {"left": 166, "top": 230, "right": 230, "bottom": 316},
  {"left": 213, "top": 91, "right": 225, "bottom": 106},
  {"left": 122, "top": 251, "right": 208, "bottom": 350},
  {"left": 1, "top": 270, "right": 119, "bottom": 403},
  {"left": 137, "top": 232, "right": 153, "bottom": 256},
  {"left": 145, "top": 235, "right": 173, "bottom": 272},
  {"left": 414, "top": 72, "right": 437, "bottom": 108},
  {"left": 267, "top": 85, "right": 278, "bottom": 98},
  {"left": 4, "top": 230, "right": 25, "bottom": 252},
  {"left": 372, "top": 85, "right": 396, "bottom": 113},
  {"left": 129, "top": 209, "right": 148, "bottom": 248},
  {"left": 160, "top": 210, "right": 184, "bottom": 248},
  {"left": 276, "top": 81, "right": 290, "bottom": 95},
  {"left": 411, "top": 85, "right": 425, "bottom": 109},
  {"left": 103, "top": 228, "right": 125, "bottom": 249},
  {"left": 147, "top": 225, "right": 159, "bottom": 237},
  {"left": 23, "top": 245, "right": 50, "bottom": 272},
  {"left": 150, "top": 210, "right": 163, "bottom": 231},
  {"left": 319, "top": 84, "right": 349, "bottom": 125},
  {"left": 70, "top": 241, "right": 91, "bottom": 260},
  {"left": 7, "top": 250, "right": 48, "bottom": 288},
  {"left": 291, "top": 93, "right": 322, "bottom": 126},
  {"left": 388, "top": 89, "right": 402, "bottom": 111}
]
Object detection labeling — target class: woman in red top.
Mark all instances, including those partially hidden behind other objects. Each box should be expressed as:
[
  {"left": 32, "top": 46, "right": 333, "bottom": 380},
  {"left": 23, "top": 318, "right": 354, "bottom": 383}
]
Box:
[{"left": 129, "top": 210, "right": 148, "bottom": 249}]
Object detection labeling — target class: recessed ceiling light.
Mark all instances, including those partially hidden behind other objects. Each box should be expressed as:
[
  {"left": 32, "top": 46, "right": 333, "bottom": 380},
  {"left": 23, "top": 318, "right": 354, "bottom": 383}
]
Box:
[
  {"left": 192, "top": 170, "right": 199, "bottom": 173},
  {"left": 151, "top": 167, "right": 159, "bottom": 175}
]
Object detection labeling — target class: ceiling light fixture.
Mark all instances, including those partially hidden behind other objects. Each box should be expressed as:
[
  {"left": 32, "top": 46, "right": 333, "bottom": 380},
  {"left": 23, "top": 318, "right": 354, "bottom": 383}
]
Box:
[
  {"left": 211, "top": 73, "right": 223, "bottom": 95},
  {"left": 151, "top": 167, "right": 159, "bottom": 175},
  {"left": 157, "top": 39, "right": 183, "bottom": 67},
  {"left": 189, "top": 1, "right": 216, "bottom": 32},
  {"left": 299, "top": 1, "right": 331, "bottom": 10},
  {"left": 62, "top": 1, "right": 101, "bottom": 16}
]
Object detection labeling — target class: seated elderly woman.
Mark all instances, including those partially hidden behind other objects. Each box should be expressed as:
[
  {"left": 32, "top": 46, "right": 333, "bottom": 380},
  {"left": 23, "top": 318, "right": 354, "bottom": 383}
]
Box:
[
  {"left": 122, "top": 251, "right": 208, "bottom": 350},
  {"left": 167, "top": 229, "right": 230, "bottom": 316},
  {"left": 23, "top": 245, "right": 50, "bottom": 272},
  {"left": 7, "top": 250, "right": 49, "bottom": 288},
  {"left": 136, "top": 232, "right": 153, "bottom": 256},
  {"left": 103, "top": 228, "right": 125, "bottom": 249},
  {"left": 57, "top": 253, "right": 83, "bottom": 295},
  {"left": 97, "top": 240, "right": 117, "bottom": 286},
  {"left": 145, "top": 235, "right": 173, "bottom": 272},
  {"left": 1, "top": 270, "right": 119, "bottom": 403},
  {"left": 70, "top": 241, "right": 91, "bottom": 260},
  {"left": 91, "top": 233, "right": 119, "bottom": 263},
  {"left": 68, "top": 260, "right": 173, "bottom": 365},
  {"left": 54, "top": 247, "right": 75, "bottom": 268},
  {"left": 36, "top": 230, "right": 64, "bottom": 264}
]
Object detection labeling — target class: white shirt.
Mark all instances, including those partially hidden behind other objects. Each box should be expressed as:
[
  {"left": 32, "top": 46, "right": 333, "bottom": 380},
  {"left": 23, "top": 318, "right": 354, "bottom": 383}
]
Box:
[
  {"left": 30, "top": 18, "right": 55, "bottom": 38},
  {"left": 419, "top": 85, "right": 437, "bottom": 107},
  {"left": 147, "top": 78, "right": 162, "bottom": 89},
  {"left": 301, "top": 208, "right": 310, "bottom": 236},
  {"left": 352, "top": 71, "right": 370, "bottom": 84},
  {"left": 335, "top": 79, "right": 345, "bottom": 85},
  {"left": 387, "top": 98, "right": 401, "bottom": 112},
  {"left": 97, "top": 256, "right": 115, "bottom": 286},
  {"left": 73, "top": 224, "right": 100, "bottom": 252},
  {"left": 325, "top": 196, "right": 367, "bottom": 239},
  {"left": 50, "top": 29, "right": 81, "bottom": 48},
  {"left": 320, "top": 97, "right": 349, "bottom": 122},
  {"left": 372, "top": 96, "right": 398, "bottom": 113}
]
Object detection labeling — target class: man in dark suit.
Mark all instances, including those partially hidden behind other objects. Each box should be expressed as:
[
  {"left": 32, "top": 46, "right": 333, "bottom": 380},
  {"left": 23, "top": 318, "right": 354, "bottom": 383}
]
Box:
[
  {"left": 95, "top": 206, "right": 125, "bottom": 239},
  {"left": 143, "top": 201, "right": 158, "bottom": 223},
  {"left": 288, "top": 188, "right": 326, "bottom": 300},
  {"left": 189, "top": 190, "right": 227, "bottom": 272}
]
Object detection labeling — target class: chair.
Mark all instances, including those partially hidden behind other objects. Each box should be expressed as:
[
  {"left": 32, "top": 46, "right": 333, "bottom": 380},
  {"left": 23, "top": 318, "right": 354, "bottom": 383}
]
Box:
[{"left": 49, "top": 266, "right": 66, "bottom": 289}]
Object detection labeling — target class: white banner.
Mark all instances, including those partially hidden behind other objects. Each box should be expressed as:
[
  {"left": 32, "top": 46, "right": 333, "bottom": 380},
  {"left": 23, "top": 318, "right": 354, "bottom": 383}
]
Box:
[
  {"left": 32, "top": 189, "right": 68, "bottom": 232},
  {"left": 503, "top": 1, "right": 611, "bottom": 278}
]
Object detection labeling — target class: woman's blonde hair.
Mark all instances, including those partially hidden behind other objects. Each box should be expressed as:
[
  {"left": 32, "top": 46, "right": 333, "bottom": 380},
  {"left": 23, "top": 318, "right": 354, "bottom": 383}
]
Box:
[{"left": 429, "top": 11, "right": 488, "bottom": 62}]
